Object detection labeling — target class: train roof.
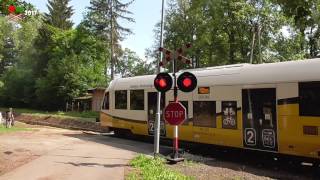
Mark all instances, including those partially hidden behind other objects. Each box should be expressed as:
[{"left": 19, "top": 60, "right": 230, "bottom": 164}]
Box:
[{"left": 108, "top": 58, "right": 320, "bottom": 90}]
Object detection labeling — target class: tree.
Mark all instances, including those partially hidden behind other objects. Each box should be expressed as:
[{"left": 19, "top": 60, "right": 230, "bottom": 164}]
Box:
[
  {"left": 45, "top": 0, "right": 74, "bottom": 30},
  {"left": 272, "top": 0, "right": 320, "bottom": 58},
  {"left": 150, "top": 0, "right": 299, "bottom": 68},
  {"left": 0, "top": 17, "right": 17, "bottom": 75},
  {"left": 35, "top": 27, "right": 107, "bottom": 110},
  {"left": 116, "top": 48, "right": 154, "bottom": 77},
  {"left": 0, "top": 17, "right": 41, "bottom": 107},
  {"left": 83, "top": 0, "right": 135, "bottom": 80}
]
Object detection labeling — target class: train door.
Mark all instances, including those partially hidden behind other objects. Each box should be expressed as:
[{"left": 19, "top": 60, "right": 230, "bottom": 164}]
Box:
[
  {"left": 242, "top": 88, "right": 278, "bottom": 152},
  {"left": 147, "top": 92, "right": 166, "bottom": 136}
]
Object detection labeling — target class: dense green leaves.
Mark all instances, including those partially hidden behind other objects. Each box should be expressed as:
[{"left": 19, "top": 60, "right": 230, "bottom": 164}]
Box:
[
  {"left": 149, "top": 0, "right": 320, "bottom": 70},
  {"left": 0, "top": 0, "right": 141, "bottom": 110},
  {"left": 83, "top": 0, "right": 135, "bottom": 79},
  {"left": 0, "top": 16, "right": 108, "bottom": 110},
  {"left": 2, "top": 0, "right": 320, "bottom": 111},
  {"left": 45, "top": 0, "right": 74, "bottom": 29},
  {"left": 116, "top": 48, "right": 154, "bottom": 77},
  {"left": 35, "top": 27, "right": 107, "bottom": 109}
]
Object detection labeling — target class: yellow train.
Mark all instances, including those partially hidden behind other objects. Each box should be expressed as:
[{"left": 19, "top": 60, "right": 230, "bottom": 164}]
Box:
[{"left": 100, "top": 59, "right": 320, "bottom": 161}]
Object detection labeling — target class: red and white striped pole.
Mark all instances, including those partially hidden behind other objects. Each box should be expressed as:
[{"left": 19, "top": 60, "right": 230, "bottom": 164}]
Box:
[
  {"left": 173, "top": 93, "right": 179, "bottom": 158},
  {"left": 173, "top": 125, "right": 178, "bottom": 157}
]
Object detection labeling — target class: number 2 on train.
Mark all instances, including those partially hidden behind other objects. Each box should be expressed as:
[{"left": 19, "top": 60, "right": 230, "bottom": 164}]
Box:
[{"left": 245, "top": 128, "right": 256, "bottom": 146}]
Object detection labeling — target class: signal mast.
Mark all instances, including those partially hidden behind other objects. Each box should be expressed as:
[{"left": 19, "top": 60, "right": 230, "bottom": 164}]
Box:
[{"left": 154, "top": 44, "right": 197, "bottom": 162}]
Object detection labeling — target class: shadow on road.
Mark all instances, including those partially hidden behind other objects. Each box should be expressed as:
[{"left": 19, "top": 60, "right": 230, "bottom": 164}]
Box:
[
  {"left": 56, "top": 161, "right": 127, "bottom": 168},
  {"left": 63, "top": 133, "right": 172, "bottom": 156},
  {"left": 49, "top": 154, "right": 132, "bottom": 161}
]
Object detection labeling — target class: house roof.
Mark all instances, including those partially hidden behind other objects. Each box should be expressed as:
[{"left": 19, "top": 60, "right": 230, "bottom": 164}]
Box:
[{"left": 87, "top": 87, "right": 106, "bottom": 93}]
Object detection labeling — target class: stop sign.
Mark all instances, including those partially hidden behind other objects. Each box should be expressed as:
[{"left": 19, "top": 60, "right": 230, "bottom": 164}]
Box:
[{"left": 164, "top": 102, "right": 187, "bottom": 125}]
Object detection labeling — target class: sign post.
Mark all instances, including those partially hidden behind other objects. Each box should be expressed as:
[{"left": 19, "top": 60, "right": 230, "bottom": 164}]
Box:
[
  {"left": 154, "top": 0, "right": 166, "bottom": 158},
  {"left": 164, "top": 102, "right": 186, "bottom": 160}
]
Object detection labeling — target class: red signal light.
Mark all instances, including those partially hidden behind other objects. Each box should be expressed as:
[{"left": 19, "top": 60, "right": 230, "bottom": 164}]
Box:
[
  {"left": 182, "top": 78, "right": 192, "bottom": 87},
  {"left": 154, "top": 73, "right": 173, "bottom": 93},
  {"left": 177, "top": 72, "right": 197, "bottom": 92},
  {"left": 158, "top": 78, "right": 167, "bottom": 88}
]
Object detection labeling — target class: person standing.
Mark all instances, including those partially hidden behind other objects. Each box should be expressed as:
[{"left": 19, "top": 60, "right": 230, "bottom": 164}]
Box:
[
  {"left": 6, "top": 108, "right": 14, "bottom": 128},
  {"left": 0, "top": 112, "right": 3, "bottom": 126}
]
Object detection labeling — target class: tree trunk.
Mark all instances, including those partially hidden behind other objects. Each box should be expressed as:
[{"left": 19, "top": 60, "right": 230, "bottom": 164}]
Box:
[
  {"left": 110, "top": 0, "right": 114, "bottom": 80},
  {"left": 229, "top": 31, "right": 236, "bottom": 64},
  {"left": 300, "top": 28, "right": 305, "bottom": 57},
  {"left": 250, "top": 30, "right": 256, "bottom": 64}
]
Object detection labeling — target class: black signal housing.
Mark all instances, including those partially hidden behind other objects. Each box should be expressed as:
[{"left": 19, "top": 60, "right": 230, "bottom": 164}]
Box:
[
  {"left": 177, "top": 72, "right": 197, "bottom": 92},
  {"left": 154, "top": 73, "right": 173, "bottom": 93}
]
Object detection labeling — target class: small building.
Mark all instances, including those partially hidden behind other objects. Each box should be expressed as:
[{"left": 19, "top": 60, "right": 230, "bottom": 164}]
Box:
[{"left": 87, "top": 87, "right": 106, "bottom": 112}]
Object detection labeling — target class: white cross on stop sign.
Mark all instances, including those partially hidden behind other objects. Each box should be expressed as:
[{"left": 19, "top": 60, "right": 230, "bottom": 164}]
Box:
[{"left": 164, "top": 102, "right": 186, "bottom": 125}]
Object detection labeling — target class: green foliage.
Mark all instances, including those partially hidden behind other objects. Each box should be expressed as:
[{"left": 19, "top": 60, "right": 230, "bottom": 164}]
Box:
[
  {"left": 83, "top": 0, "right": 135, "bottom": 79},
  {"left": 1, "top": 68, "right": 35, "bottom": 107},
  {"left": 0, "top": 17, "right": 41, "bottom": 108},
  {"left": 0, "top": 17, "right": 16, "bottom": 74},
  {"left": 45, "top": 0, "right": 74, "bottom": 29},
  {"left": 0, "top": 15, "right": 107, "bottom": 110},
  {"left": 149, "top": 0, "right": 320, "bottom": 69},
  {"left": 128, "top": 154, "right": 194, "bottom": 180},
  {"left": 116, "top": 48, "right": 154, "bottom": 77},
  {"left": 35, "top": 27, "right": 107, "bottom": 110}
]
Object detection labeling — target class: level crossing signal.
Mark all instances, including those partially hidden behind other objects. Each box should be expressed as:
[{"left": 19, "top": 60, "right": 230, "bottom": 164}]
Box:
[
  {"left": 154, "top": 44, "right": 197, "bottom": 162},
  {"left": 177, "top": 72, "right": 197, "bottom": 92},
  {"left": 154, "top": 72, "right": 197, "bottom": 93},
  {"left": 154, "top": 73, "right": 173, "bottom": 93}
]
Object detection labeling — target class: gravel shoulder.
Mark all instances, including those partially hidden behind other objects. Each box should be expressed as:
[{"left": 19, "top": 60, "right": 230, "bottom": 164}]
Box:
[{"left": 167, "top": 152, "right": 318, "bottom": 180}]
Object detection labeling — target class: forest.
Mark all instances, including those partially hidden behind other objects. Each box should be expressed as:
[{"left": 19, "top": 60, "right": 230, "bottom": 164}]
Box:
[{"left": 0, "top": 0, "right": 319, "bottom": 110}]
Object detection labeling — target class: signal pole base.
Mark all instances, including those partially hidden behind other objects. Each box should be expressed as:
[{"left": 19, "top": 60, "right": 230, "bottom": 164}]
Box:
[
  {"left": 166, "top": 149, "right": 185, "bottom": 164},
  {"left": 166, "top": 154, "right": 184, "bottom": 164}
]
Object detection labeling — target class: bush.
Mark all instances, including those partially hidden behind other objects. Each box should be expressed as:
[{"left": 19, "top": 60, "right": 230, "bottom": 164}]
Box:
[{"left": 128, "top": 154, "right": 194, "bottom": 180}]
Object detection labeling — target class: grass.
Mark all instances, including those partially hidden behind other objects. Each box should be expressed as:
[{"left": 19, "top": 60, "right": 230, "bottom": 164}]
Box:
[
  {"left": 127, "top": 154, "right": 194, "bottom": 180},
  {"left": 0, "top": 124, "right": 30, "bottom": 133},
  {"left": 0, "top": 107, "right": 99, "bottom": 122}
]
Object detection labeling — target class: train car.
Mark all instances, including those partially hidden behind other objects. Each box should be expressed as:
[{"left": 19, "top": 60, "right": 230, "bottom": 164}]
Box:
[{"left": 100, "top": 58, "right": 320, "bottom": 162}]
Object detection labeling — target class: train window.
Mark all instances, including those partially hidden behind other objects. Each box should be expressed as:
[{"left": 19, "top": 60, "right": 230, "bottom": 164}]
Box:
[
  {"left": 299, "top": 82, "right": 320, "bottom": 117},
  {"left": 221, "top": 101, "right": 237, "bottom": 129},
  {"left": 102, "top": 92, "right": 109, "bottom": 110},
  {"left": 130, "top": 90, "right": 144, "bottom": 110},
  {"left": 115, "top": 90, "right": 127, "bottom": 109},
  {"left": 193, "top": 101, "right": 216, "bottom": 127}
]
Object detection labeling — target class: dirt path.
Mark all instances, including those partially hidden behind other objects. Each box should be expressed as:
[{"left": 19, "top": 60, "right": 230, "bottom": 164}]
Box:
[{"left": 0, "top": 125, "right": 152, "bottom": 180}]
